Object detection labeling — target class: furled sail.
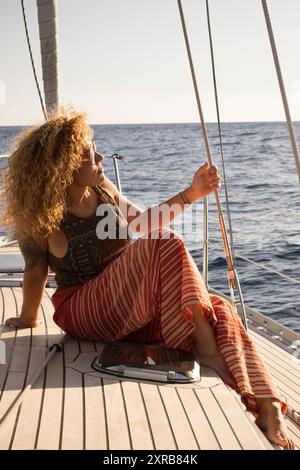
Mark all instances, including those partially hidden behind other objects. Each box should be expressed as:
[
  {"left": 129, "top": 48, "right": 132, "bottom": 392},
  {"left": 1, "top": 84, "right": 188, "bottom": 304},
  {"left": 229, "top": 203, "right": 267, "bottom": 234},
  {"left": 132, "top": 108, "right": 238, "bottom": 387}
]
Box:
[{"left": 36, "top": 0, "right": 59, "bottom": 113}]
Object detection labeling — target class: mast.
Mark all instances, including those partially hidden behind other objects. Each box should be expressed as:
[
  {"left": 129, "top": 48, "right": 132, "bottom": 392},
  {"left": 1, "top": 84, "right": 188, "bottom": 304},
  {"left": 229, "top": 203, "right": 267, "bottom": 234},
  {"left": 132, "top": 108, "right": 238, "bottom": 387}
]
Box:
[{"left": 36, "top": 0, "right": 59, "bottom": 113}]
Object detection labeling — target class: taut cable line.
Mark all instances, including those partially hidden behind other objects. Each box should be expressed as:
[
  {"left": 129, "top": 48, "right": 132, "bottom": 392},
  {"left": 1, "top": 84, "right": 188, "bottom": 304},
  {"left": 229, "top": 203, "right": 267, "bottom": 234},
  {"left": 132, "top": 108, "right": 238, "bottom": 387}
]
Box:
[{"left": 177, "top": 0, "right": 248, "bottom": 328}]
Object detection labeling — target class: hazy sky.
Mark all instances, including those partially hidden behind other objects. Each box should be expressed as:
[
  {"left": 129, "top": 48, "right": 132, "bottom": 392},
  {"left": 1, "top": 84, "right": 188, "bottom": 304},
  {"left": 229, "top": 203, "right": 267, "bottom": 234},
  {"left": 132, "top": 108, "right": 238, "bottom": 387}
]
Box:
[{"left": 0, "top": 0, "right": 300, "bottom": 125}]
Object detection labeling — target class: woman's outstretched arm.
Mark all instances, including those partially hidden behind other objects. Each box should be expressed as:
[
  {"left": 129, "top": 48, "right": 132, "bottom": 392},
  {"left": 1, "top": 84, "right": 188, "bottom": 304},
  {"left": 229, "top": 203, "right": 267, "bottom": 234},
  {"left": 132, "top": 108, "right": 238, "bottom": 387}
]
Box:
[{"left": 102, "top": 163, "right": 221, "bottom": 234}]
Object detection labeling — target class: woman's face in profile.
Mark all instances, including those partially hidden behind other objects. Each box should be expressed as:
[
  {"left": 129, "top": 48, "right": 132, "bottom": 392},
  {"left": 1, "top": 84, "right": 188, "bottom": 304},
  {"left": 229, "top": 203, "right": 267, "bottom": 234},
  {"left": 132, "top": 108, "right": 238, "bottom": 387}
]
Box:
[{"left": 73, "top": 140, "right": 105, "bottom": 186}]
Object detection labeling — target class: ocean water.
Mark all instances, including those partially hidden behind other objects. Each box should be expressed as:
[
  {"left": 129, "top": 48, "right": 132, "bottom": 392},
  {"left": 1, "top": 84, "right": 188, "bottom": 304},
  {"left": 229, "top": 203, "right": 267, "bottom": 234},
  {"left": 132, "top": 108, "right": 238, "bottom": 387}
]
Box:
[{"left": 0, "top": 122, "right": 299, "bottom": 333}]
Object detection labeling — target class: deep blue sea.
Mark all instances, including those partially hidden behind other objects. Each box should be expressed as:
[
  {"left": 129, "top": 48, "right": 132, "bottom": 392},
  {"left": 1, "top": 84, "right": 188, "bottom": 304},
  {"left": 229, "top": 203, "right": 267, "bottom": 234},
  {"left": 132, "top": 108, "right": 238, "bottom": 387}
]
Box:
[{"left": 0, "top": 122, "right": 299, "bottom": 333}]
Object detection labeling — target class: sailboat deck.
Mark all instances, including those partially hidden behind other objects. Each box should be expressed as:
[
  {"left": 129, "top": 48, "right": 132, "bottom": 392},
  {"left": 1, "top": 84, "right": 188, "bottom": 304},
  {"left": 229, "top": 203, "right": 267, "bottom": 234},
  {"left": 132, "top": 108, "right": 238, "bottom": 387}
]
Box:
[{"left": 0, "top": 286, "right": 299, "bottom": 450}]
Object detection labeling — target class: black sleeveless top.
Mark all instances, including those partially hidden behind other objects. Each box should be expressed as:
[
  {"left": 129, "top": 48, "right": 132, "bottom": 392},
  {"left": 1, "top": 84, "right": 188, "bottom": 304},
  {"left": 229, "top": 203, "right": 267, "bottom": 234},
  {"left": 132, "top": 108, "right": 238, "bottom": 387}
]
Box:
[{"left": 47, "top": 185, "right": 132, "bottom": 288}]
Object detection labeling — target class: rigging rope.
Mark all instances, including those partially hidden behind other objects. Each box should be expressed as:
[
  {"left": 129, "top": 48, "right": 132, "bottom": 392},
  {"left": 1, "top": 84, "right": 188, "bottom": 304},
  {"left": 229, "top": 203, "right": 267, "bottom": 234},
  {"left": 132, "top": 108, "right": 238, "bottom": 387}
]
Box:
[
  {"left": 205, "top": 0, "right": 236, "bottom": 262},
  {"left": 236, "top": 254, "right": 300, "bottom": 285},
  {"left": 261, "top": 0, "right": 300, "bottom": 183},
  {"left": 0, "top": 337, "right": 67, "bottom": 428},
  {"left": 20, "top": 0, "right": 47, "bottom": 120},
  {"left": 177, "top": 0, "right": 248, "bottom": 328}
]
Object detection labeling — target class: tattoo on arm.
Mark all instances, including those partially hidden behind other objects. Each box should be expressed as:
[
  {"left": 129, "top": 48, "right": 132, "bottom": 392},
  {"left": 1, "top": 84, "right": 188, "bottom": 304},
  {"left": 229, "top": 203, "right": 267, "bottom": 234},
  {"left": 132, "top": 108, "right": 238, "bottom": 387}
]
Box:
[{"left": 17, "top": 235, "right": 47, "bottom": 272}]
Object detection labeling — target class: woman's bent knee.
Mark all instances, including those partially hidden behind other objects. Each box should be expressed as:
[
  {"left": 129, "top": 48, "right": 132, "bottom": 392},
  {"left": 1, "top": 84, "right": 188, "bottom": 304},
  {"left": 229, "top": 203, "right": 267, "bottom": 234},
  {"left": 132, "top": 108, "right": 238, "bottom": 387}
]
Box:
[
  {"left": 144, "top": 227, "right": 184, "bottom": 242},
  {"left": 144, "top": 228, "right": 185, "bottom": 255}
]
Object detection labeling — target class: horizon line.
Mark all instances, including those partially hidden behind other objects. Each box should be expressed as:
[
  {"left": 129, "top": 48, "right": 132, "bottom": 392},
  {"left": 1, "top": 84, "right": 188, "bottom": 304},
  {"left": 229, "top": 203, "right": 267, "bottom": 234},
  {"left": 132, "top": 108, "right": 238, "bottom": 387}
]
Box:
[{"left": 0, "top": 119, "right": 300, "bottom": 128}]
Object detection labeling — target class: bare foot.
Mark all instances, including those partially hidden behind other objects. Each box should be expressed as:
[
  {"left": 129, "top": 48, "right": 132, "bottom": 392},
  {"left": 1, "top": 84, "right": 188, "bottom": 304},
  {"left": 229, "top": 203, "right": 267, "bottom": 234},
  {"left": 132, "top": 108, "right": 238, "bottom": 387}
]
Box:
[
  {"left": 5, "top": 317, "right": 42, "bottom": 328},
  {"left": 194, "top": 346, "right": 236, "bottom": 389},
  {"left": 256, "top": 399, "right": 295, "bottom": 450}
]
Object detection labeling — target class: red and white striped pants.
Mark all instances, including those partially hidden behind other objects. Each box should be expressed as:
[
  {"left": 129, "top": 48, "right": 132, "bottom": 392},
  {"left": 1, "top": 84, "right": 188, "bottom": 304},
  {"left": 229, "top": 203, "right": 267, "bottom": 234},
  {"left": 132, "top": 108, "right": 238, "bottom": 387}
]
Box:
[{"left": 51, "top": 228, "right": 286, "bottom": 414}]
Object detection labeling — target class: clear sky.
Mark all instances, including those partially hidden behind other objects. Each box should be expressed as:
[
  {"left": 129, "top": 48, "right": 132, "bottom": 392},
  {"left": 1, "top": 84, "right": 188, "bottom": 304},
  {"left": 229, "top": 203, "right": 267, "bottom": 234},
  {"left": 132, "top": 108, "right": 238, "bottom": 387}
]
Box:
[{"left": 0, "top": 0, "right": 299, "bottom": 125}]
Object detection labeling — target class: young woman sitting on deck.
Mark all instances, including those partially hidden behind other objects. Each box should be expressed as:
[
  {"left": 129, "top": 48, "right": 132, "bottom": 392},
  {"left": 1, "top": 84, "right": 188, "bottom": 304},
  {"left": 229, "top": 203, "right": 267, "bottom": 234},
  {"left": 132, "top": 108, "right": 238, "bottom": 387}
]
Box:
[{"left": 2, "top": 107, "right": 294, "bottom": 450}]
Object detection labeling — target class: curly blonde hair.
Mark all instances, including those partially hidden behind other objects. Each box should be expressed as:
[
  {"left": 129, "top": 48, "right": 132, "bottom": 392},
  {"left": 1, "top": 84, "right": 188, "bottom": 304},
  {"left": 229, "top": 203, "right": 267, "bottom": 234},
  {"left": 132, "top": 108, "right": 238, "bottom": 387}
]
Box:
[{"left": 1, "top": 106, "right": 93, "bottom": 245}]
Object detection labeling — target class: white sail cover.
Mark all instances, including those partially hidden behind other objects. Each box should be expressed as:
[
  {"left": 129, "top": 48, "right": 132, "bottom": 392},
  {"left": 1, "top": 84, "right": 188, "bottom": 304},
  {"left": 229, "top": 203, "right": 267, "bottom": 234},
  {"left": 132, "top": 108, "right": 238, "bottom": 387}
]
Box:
[{"left": 36, "top": 0, "right": 59, "bottom": 112}]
